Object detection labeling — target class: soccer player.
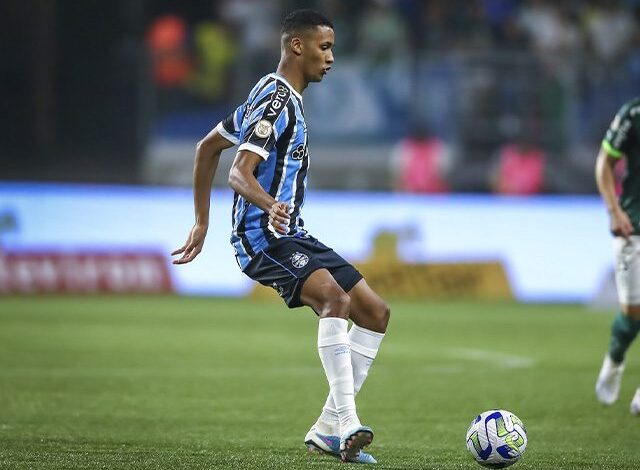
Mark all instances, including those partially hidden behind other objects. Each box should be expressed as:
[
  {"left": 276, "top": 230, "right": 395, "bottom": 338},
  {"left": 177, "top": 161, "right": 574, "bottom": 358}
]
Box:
[
  {"left": 595, "top": 96, "right": 640, "bottom": 415},
  {"left": 172, "top": 10, "right": 389, "bottom": 463}
]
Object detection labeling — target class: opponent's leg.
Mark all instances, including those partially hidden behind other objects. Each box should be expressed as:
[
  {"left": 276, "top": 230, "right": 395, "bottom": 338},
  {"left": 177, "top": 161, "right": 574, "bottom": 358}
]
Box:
[
  {"left": 597, "top": 238, "right": 640, "bottom": 405},
  {"left": 610, "top": 308, "right": 640, "bottom": 364},
  {"left": 596, "top": 307, "right": 640, "bottom": 405}
]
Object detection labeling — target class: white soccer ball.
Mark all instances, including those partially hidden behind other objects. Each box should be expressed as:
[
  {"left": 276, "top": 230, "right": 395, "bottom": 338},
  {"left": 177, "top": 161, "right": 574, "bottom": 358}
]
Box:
[{"left": 465, "top": 409, "right": 527, "bottom": 468}]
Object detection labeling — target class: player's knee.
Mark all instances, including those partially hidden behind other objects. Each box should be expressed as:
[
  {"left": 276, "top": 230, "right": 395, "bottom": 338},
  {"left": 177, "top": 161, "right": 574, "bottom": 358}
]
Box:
[
  {"left": 382, "top": 302, "right": 391, "bottom": 326},
  {"left": 318, "top": 289, "right": 350, "bottom": 319},
  {"left": 623, "top": 304, "right": 640, "bottom": 319},
  {"left": 374, "top": 301, "right": 390, "bottom": 333},
  {"left": 360, "top": 299, "right": 390, "bottom": 333}
]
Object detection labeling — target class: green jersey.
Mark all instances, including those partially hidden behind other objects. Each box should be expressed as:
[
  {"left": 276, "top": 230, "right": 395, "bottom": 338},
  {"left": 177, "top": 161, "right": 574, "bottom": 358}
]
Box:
[{"left": 603, "top": 96, "right": 640, "bottom": 234}]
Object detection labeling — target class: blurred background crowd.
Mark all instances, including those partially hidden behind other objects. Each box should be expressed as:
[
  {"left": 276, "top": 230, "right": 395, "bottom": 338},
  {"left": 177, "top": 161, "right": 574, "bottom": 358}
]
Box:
[{"left": 3, "top": 0, "right": 640, "bottom": 193}]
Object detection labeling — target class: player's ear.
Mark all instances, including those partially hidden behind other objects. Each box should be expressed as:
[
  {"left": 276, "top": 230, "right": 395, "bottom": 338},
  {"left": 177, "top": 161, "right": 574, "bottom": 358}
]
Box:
[{"left": 290, "top": 36, "right": 303, "bottom": 56}]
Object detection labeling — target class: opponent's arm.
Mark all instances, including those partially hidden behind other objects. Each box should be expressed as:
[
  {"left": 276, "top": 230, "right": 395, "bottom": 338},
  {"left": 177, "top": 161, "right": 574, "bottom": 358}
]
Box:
[
  {"left": 172, "top": 128, "right": 234, "bottom": 264},
  {"left": 228, "top": 150, "right": 290, "bottom": 234},
  {"left": 595, "top": 146, "right": 633, "bottom": 239}
]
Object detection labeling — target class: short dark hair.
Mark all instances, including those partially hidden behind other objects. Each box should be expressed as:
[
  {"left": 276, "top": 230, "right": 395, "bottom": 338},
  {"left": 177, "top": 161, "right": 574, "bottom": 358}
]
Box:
[{"left": 281, "top": 9, "right": 333, "bottom": 36}]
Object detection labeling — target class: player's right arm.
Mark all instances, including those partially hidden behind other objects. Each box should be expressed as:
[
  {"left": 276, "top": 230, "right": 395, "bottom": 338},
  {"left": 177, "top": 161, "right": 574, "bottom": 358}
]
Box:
[
  {"left": 172, "top": 110, "right": 240, "bottom": 264},
  {"left": 228, "top": 150, "right": 290, "bottom": 235}
]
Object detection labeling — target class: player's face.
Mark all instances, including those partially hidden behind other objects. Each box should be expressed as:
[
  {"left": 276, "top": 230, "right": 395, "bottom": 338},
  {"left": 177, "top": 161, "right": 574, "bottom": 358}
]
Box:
[{"left": 302, "top": 26, "right": 334, "bottom": 82}]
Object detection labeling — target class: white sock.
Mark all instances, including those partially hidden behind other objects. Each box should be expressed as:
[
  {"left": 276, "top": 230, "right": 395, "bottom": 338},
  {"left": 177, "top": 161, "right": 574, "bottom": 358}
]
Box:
[
  {"left": 317, "top": 318, "right": 360, "bottom": 432},
  {"left": 317, "top": 324, "right": 385, "bottom": 434}
]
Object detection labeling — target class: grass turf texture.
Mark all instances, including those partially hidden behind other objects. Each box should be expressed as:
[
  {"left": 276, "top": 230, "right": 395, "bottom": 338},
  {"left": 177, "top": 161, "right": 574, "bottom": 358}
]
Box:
[{"left": 0, "top": 297, "right": 638, "bottom": 469}]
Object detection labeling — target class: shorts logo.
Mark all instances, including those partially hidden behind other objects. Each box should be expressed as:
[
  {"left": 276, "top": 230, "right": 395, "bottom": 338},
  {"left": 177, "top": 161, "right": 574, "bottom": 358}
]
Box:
[
  {"left": 291, "top": 252, "right": 309, "bottom": 268},
  {"left": 255, "top": 120, "right": 273, "bottom": 139}
]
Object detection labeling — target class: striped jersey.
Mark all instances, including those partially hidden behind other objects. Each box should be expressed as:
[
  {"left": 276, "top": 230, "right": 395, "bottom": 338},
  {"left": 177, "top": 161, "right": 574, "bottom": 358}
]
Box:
[{"left": 215, "top": 73, "right": 310, "bottom": 269}]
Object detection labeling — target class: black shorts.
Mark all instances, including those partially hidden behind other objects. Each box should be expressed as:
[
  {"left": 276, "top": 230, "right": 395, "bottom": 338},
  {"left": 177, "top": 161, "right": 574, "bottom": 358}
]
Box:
[{"left": 243, "top": 235, "right": 363, "bottom": 308}]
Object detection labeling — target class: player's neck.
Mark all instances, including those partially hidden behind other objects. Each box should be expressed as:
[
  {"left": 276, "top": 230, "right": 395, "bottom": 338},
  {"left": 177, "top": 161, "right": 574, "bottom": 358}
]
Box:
[{"left": 275, "top": 61, "right": 307, "bottom": 95}]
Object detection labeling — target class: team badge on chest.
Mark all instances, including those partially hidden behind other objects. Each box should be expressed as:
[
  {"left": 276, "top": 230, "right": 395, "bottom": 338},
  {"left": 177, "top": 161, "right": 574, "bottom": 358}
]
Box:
[{"left": 255, "top": 120, "right": 273, "bottom": 139}]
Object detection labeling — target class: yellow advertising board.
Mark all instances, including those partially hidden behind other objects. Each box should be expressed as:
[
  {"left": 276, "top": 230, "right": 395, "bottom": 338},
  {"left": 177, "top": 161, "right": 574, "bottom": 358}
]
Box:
[{"left": 249, "top": 230, "right": 512, "bottom": 302}]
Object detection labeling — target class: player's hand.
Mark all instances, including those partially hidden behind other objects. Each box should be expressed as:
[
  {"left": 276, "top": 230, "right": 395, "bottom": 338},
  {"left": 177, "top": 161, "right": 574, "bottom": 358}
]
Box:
[
  {"left": 610, "top": 208, "right": 634, "bottom": 240},
  {"left": 171, "top": 224, "right": 208, "bottom": 264},
  {"left": 268, "top": 202, "right": 290, "bottom": 235}
]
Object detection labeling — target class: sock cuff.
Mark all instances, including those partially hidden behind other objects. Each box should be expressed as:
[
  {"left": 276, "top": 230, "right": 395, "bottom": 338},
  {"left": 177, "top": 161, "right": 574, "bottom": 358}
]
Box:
[
  {"left": 615, "top": 312, "right": 640, "bottom": 331},
  {"left": 318, "top": 317, "right": 349, "bottom": 348},
  {"left": 349, "top": 324, "right": 384, "bottom": 358}
]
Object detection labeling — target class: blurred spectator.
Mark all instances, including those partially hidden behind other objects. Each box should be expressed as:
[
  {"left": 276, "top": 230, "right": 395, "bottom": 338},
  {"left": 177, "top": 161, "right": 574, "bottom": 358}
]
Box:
[
  {"left": 220, "top": 0, "right": 280, "bottom": 92},
  {"left": 146, "top": 15, "right": 192, "bottom": 88},
  {"left": 490, "top": 130, "right": 546, "bottom": 195},
  {"left": 317, "top": 0, "right": 357, "bottom": 56},
  {"left": 479, "top": 0, "right": 519, "bottom": 42},
  {"left": 188, "top": 21, "right": 235, "bottom": 103},
  {"left": 390, "top": 125, "right": 455, "bottom": 193},
  {"left": 518, "top": 0, "right": 583, "bottom": 59},
  {"left": 614, "top": 157, "right": 627, "bottom": 196},
  {"left": 450, "top": 0, "right": 493, "bottom": 51},
  {"left": 498, "top": 14, "right": 530, "bottom": 52},
  {"left": 626, "top": 5, "right": 640, "bottom": 85},
  {"left": 420, "top": 1, "right": 450, "bottom": 51},
  {"left": 357, "top": 0, "right": 408, "bottom": 64},
  {"left": 583, "top": 1, "right": 635, "bottom": 64}
]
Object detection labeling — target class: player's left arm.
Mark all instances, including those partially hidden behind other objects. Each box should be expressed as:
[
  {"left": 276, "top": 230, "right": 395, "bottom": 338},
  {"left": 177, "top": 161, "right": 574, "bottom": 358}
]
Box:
[
  {"left": 597, "top": 108, "right": 634, "bottom": 238},
  {"left": 228, "top": 150, "right": 290, "bottom": 235},
  {"left": 172, "top": 120, "right": 237, "bottom": 265}
]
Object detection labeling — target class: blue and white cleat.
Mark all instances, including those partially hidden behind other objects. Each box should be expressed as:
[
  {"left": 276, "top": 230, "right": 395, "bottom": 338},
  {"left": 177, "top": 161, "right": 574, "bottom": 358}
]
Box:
[
  {"left": 305, "top": 427, "right": 377, "bottom": 464},
  {"left": 340, "top": 425, "right": 374, "bottom": 463}
]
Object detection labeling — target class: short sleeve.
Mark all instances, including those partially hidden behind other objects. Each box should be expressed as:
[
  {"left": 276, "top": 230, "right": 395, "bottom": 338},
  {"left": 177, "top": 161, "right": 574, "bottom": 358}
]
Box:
[
  {"left": 238, "top": 81, "right": 292, "bottom": 160},
  {"left": 215, "top": 104, "right": 245, "bottom": 145}
]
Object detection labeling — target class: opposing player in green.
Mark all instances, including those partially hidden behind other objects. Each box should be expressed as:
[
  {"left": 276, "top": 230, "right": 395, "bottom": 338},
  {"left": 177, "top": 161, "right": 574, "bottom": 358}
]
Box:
[{"left": 595, "top": 96, "right": 640, "bottom": 415}]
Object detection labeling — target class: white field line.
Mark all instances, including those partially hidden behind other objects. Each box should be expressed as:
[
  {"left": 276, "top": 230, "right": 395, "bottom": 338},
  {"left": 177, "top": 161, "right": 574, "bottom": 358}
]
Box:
[{"left": 446, "top": 348, "right": 536, "bottom": 369}]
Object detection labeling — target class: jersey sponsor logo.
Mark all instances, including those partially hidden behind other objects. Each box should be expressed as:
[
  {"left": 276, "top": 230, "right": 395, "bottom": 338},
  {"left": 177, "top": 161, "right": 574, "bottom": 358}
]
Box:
[
  {"left": 291, "top": 251, "right": 309, "bottom": 268},
  {"left": 266, "top": 84, "right": 290, "bottom": 119},
  {"left": 291, "top": 144, "right": 308, "bottom": 160},
  {"left": 255, "top": 119, "right": 273, "bottom": 138}
]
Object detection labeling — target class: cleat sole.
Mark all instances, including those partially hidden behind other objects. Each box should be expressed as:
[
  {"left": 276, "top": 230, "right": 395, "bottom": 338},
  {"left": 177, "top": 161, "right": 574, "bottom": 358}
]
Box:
[{"left": 341, "top": 430, "right": 374, "bottom": 462}]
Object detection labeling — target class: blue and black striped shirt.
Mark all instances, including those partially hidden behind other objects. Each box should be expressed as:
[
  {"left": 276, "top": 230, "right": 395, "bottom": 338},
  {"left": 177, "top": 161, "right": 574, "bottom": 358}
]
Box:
[{"left": 215, "top": 73, "right": 310, "bottom": 270}]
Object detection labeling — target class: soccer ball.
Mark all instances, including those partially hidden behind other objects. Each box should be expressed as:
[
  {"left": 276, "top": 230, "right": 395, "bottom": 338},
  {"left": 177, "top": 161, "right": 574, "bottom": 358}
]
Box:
[{"left": 465, "top": 409, "right": 527, "bottom": 468}]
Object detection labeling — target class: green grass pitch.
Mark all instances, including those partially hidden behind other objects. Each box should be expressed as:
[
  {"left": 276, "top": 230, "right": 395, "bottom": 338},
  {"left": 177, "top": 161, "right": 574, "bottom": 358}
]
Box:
[{"left": 1, "top": 296, "right": 639, "bottom": 469}]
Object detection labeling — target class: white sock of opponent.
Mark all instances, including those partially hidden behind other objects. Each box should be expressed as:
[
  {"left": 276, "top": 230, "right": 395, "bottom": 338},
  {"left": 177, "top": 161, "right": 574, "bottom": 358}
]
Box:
[
  {"left": 317, "top": 317, "right": 360, "bottom": 433},
  {"left": 316, "top": 324, "right": 385, "bottom": 435}
]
